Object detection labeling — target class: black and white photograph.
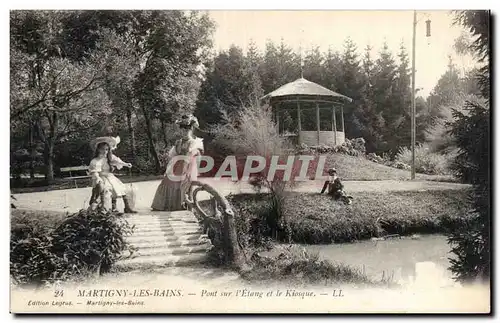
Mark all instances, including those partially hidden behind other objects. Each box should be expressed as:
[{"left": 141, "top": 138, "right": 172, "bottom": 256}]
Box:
[{"left": 8, "top": 7, "right": 491, "bottom": 314}]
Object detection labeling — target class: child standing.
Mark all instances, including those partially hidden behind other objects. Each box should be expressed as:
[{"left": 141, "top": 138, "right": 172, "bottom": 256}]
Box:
[{"left": 88, "top": 136, "right": 137, "bottom": 213}]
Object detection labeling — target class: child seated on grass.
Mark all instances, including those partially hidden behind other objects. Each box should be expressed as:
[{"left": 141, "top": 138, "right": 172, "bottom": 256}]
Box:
[{"left": 320, "top": 168, "right": 353, "bottom": 205}]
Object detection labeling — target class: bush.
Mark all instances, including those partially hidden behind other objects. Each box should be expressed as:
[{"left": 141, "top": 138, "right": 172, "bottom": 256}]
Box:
[
  {"left": 297, "top": 137, "right": 367, "bottom": 157},
  {"left": 395, "top": 144, "right": 451, "bottom": 175},
  {"left": 10, "top": 209, "right": 135, "bottom": 286},
  {"left": 210, "top": 103, "right": 297, "bottom": 239}
]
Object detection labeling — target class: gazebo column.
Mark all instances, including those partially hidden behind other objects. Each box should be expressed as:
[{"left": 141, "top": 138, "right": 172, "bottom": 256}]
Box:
[
  {"left": 316, "top": 102, "right": 320, "bottom": 145},
  {"left": 297, "top": 100, "right": 302, "bottom": 145},
  {"left": 275, "top": 104, "right": 280, "bottom": 134},
  {"left": 340, "top": 105, "right": 345, "bottom": 133},
  {"left": 332, "top": 106, "right": 337, "bottom": 146}
]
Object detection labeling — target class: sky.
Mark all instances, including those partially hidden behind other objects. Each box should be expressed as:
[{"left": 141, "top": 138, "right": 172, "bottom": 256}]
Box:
[{"left": 208, "top": 10, "right": 478, "bottom": 98}]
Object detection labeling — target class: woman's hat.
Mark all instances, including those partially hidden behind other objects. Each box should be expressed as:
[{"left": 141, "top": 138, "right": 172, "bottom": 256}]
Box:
[
  {"left": 90, "top": 136, "right": 121, "bottom": 151},
  {"left": 175, "top": 114, "right": 199, "bottom": 129}
]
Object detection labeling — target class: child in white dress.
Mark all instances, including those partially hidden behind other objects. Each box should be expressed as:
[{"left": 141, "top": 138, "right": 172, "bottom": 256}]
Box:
[{"left": 88, "top": 136, "right": 137, "bottom": 213}]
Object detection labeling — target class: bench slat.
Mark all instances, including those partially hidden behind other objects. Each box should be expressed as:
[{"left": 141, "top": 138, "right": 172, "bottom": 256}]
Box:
[
  {"left": 63, "top": 176, "right": 91, "bottom": 180},
  {"left": 60, "top": 166, "right": 89, "bottom": 172}
]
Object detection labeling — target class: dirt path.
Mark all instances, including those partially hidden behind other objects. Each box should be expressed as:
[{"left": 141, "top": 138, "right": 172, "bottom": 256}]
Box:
[{"left": 11, "top": 178, "right": 471, "bottom": 214}]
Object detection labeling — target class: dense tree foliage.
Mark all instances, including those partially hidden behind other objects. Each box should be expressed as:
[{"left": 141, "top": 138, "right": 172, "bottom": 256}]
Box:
[
  {"left": 446, "top": 10, "right": 490, "bottom": 283},
  {"left": 11, "top": 10, "right": 215, "bottom": 179}
]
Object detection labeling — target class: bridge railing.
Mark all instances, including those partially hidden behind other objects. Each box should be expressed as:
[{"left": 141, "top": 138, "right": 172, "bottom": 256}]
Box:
[{"left": 184, "top": 180, "right": 246, "bottom": 270}]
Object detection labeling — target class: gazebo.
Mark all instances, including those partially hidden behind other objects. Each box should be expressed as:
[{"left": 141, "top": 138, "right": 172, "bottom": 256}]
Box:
[{"left": 261, "top": 77, "right": 353, "bottom": 146}]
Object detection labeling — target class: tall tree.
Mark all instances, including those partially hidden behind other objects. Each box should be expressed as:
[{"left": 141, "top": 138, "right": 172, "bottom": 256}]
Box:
[
  {"left": 372, "top": 42, "right": 398, "bottom": 154},
  {"left": 302, "top": 46, "right": 324, "bottom": 85},
  {"left": 387, "top": 42, "right": 412, "bottom": 149},
  {"left": 353, "top": 45, "right": 386, "bottom": 152},
  {"left": 260, "top": 40, "right": 301, "bottom": 94},
  {"left": 10, "top": 11, "right": 112, "bottom": 180},
  {"left": 447, "top": 10, "right": 490, "bottom": 283},
  {"left": 195, "top": 45, "right": 249, "bottom": 128},
  {"left": 427, "top": 56, "right": 463, "bottom": 121},
  {"left": 322, "top": 48, "right": 342, "bottom": 91},
  {"left": 334, "top": 37, "right": 364, "bottom": 139},
  {"left": 242, "top": 40, "right": 264, "bottom": 106}
]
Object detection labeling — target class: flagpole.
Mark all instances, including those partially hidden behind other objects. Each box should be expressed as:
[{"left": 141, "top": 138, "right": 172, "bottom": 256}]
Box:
[{"left": 411, "top": 10, "right": 417, "bottom": 180}]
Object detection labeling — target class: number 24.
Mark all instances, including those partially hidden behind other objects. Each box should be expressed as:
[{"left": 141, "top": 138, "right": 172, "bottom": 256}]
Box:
[{"left": 54, "top": 290, "right": 64, "bottom": 297}]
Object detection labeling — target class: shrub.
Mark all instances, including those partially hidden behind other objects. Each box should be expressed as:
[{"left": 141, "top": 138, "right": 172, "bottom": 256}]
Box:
[
  {"left": 10, "top": 209, "right": 135, "bottom": 286},
  {"left": 296, "top": 138, "right": 367, "bottom": 157},
  {"left": 395, "top": 144, "right": 451, "bottom": 175},
  {"left": 210, "top": 103, "right": 298, "bottom": 240}
]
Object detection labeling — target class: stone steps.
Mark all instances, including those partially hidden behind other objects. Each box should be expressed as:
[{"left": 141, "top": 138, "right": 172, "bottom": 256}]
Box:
[
  {"left": 131, "top": 237, "right": 210, "bottom": 250},
  {"left": 129, "top": 226, "right": 202, "bottom": 237},
  {"left": 115, "top": 253, "right": 209, "bottom": 271},
  {"left": 127, "top": 244, "right": 211, "bottom": 258},
  {"left": 115, "top": 210, "right": 212, "bottom": 270}
]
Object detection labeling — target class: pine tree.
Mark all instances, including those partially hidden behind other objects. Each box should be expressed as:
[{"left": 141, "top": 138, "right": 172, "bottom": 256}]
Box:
[
  {"left": 388, "top": 42, "right": 412, "bottom": 148},
  {"left": 242, "top": 40, "right": 264, "bottom": 106},
  {"left": 303, "top": 46, "right": 324, "bottom": 84},
  {"left": 372, "top": 42, "right": 398, "bottom": 154},
  {"left": 195, "top": 45, "right": 248, "bottom": 127},
  {"left": 353, "top": 45, "right": 386, "bottom": 152},
  {"left": 334, "top": 37, "right": 364, "bottom": 139},
  {"left": 261, "top": 39, "right": 300, "bottom": 94},
  {"left": 322, "top": 48, "right": 342, "bottom": 91},
  {"left": 427, "top": 55, "right": 463, "bottom": 121}
]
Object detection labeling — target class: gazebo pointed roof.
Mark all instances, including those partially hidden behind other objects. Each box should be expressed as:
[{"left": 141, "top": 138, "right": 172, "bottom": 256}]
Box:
[{"left": 261, "top": 77, "right": 353, "bottom": 102}]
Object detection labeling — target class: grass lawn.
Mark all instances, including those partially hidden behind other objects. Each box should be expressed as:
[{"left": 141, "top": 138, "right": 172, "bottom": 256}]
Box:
[
  {"left": 310, "top": 153, "right": 457, "bottom": 182},
  {"left": 228, "top": 188, "right": 472, "bottom": 244}
]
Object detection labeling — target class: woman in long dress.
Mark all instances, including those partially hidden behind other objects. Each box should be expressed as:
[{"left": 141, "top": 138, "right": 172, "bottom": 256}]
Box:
[{"left": 151, "top": 114, "right": 204, "bottom": 211}]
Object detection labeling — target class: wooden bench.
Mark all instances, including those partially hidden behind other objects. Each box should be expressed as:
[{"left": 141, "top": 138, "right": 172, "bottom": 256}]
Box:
[
  {"left": 60, "top": 165, "right": 132, "bottom": 188},
  {"left": 60, "top": 166, "right": 91, "bottom": 188}
]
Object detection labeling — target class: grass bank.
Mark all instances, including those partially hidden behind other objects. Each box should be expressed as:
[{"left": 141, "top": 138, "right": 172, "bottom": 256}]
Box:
[
  {"left": 240, "top": 245, "right": 394, "bottom": 288},
  {"left": 309, "top": 153, "right": 457, "bottom": 182},
  {"left": 228, "top": 188, "right": 472, "bottom": 244}
]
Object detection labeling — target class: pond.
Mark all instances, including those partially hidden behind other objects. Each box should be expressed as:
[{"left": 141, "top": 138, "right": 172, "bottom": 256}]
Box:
[{"left": 296, "top": 234, "right": 456, "bottom": 286}]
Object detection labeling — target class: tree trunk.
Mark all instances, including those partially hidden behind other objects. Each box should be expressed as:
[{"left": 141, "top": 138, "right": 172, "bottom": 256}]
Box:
[
  {"left": 29, "top": 123, "right": 35, "bottom": 179},
  {"left": 160, "top": 118, "right": 169, "bottom": 147},
  {"left": 126, "top": 107, "right": 137, "bottom": 165},
  {"left": 44, "top": 140, "right": 55, "bottom": 182},
  {"left": 141, "top": 106, "right": 161, "bottom": 173},
  {"left": 43, "top": 112, "right": 58, "bottom": 182},
  {"left": 223, "top": 212, "right": 246, "bottom": 270}
]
